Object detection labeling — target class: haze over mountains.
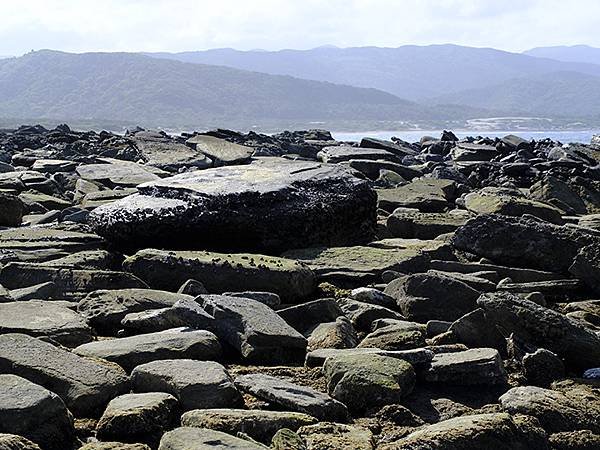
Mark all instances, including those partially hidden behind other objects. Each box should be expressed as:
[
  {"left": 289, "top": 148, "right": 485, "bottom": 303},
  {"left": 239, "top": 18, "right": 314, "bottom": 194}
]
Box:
[{"left": 1, "top": 44, "right": 600, "bottom": 130}]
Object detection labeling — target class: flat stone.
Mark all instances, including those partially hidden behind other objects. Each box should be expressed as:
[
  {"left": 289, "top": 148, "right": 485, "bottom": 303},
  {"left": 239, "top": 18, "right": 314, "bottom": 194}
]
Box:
[
  {"left": 323, "top": 353, "right": 415, "bottom": 412},
  {"left": 298, "top": 422, "right": 374, "bottom": 450},
  {"left": 357, "top": 324, "right": 426, "bottom": 351},
  {"left": 346, "top": 159, "right": 421, "bottom": 181},
  {"left": 305, "top": 347, "right": 434, "bottom": 368},
  {"left": 478, "top": 292, "right": 600, "bottom": 371},
  {"left": 74, "top": 328, "right": 221, "bottom": 372},
  {"left": 0, "top": 434, "right": 41, "bottom": 450},
  {"left": 76, "top": 159, "right": 162, "bottom": 187},
  {"left": 123, "top": 249, "right": 315, "bottom": 303},
  {"left": 186, "top": 134, "right": 254, "bottom": 165},
  {"left": 196, "top": 295, "right": 307, "bottom": 363},
  {"left": 317, "top": 145, "right": 399, "bottom": 164},
  {"left": 379, "top": 413, "right": 547, "bottom": 450},
  {"left": 423, "top": 348, "right": 507, "bottom": 385},
  {"left": 0, "top": 334, "right": 129, "bottom": 417},
  {"left": 131, "top": 360, "right": 242, "bottom": 411},
  {"left": 234, "top": 374, "right": 349, "bottom": 422},
  {"left": 429, "top": 259, "right": 561, "bottom": 283},
  {"left": 451, "top": 142, "right": 498, "bottom": 161},
  {"left": 31, "top": 159, "right": 77, "bottom": 173},
  {"left": 89, "top": 158, "right": 376, "bottom": 253},
  {"left": 79, "top": 443, "right": 150, "bottom": 450},
  {"left": 386, "top": 209, "right": 470, "bottom": 239},
  {"left": 181, "top": 409, "right": 317, "bottom": 443},
  {"left": 0, "top": 375, "right": 74, "bottom": 450},
  {"left": 18, "top": 192, "right": 72, "bottom": 211},
  {"left": 135, "top": 137, "right": 212, "bottom": 171},
  {"left": 500, "top": 383, "right": 600, "bottom": 433},
  {"left": 96, "top": 392, "right": 178, "bottom": 445},
  {"left": 377, "top": 179, "right": 455, "bottom": 213},
  {"left": 78, "top": 289, "right": 190, "bottom": 335},
  {"left": 0, "top": 300, "right": 93, "bottom": 347},
  {"left": 336, "top": 298, "right": 405, "bottom": 332},
  {"left": 158, "top": 427, "right": 265, "bottom": 450},
  {"left": 81, "top": 188, "right": 139, "bottom": 209},
  {"left": 277, "top": 299, "right": 344, "bottom": 334},
  {"left": 307, "top": 317, "right": 358, "bottom": 351},
  {"left": 360, "top": 137, "right": 417, "bottom": 157}
]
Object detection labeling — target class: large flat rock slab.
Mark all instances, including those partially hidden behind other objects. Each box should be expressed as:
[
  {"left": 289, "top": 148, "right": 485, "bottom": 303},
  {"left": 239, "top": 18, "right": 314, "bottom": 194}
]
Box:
[
  {"left": 74, "top": 327, "right": 222, "bottom": 372},
  {"left": 89, "top": 158, "right": 376, "bottom": 252},
  {"left": 0, "top": 333, "right": 129, "bottom": 417},
  {"left": 158, "top": 427, "right": 265, "bottom": 450},
  {"left": 123, "top": 249, "right": 316, "bottom": 303},
  {"left": 0, "top": 300, "right": 93, "bottom": 347},
  {"left": 185, "top": 134, "right": 254, "bottom": 165}
]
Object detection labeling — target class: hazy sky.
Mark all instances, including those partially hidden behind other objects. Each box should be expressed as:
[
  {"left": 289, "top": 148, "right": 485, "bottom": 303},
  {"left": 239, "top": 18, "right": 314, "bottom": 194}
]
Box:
[{"left": 1, "top": 0, "right": 599, "bottom": 55}]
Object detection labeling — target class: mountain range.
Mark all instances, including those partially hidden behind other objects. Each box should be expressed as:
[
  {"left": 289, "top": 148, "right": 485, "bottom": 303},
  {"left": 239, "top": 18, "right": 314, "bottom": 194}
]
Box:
[{"left": 1, "top": 44, "right": 600, "bottom": 130}]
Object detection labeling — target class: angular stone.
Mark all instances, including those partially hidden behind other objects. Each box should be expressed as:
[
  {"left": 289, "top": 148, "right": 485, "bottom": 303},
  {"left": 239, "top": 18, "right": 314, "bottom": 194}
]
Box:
[
  {"left": 31, "top": 159, "right": 77, "bottom": 173},
  {"left": 548, "top": 430, "right": 600, "bottom": 450},
  {"left": 451, "top": 142, "right": 498, "bottom": 161},
  {"left": 358, "top": 324, "right": 426, "bottom": 351},
  {"left": 305, "top": 347, "right": 434, "bottom": 368},
  {"left": 307, "top": 317, "right": 358, "bottom": 351},
  {"left": 79, "top": 443, "right": 150, "bottom": 450},
  {"left": 96, "top": 392, "right": 178, "bottom": 445},
  {"left": 131, "top": 360, "right": 242, "bottom": 411},
  {"left": 500, "top": 384, "right": 600, "bottom": 433},
  {"left": 89, "top": 158, "right": 376, "bottom": 253},
  {"left": 135, "top": 136, "right": 211, "bottom": 171},
  {"left": 18, "top": 192, "right": 72, "bottom": 211},
  {"left": 234, "top": 374, "right": 349, "bottom": 422},
  {"left": 317, "top": 146, "right": 399, "bottom": 164},
  {"left": 360, "top": 137, "right": 416, "bottom": 157},
  {"left": 423, "top": 348, "right": 507, "bottom": 385},
  {"left": 377, "top": 179, "right": 455, "bottom": 213},
  {"left": 197, "top": 295, "right": 306, "bottom": 363},
  {"left": 478, "top": 292, "right": 600, "bottom": 370},
  {"left": 123, "top": 249, "right": 316, "bottom": 303},
  {"left": 522, "top": 349, "right": 565, "bottom": 387},
  {"left": 74, "top": 328, "right": 221, "bottom": 372},
  {"left": 186, "top": 134, "right": 253, "bottom": 165},
  {"left": 346, "top": 159, "right": 421, "bottom": 181},
  {"left": 297, "top": 422, "right": 374, "bottom": 450},
  {"left": 0, "top": 375, "right": 74, "bottom": 450},
  {"left": 0, "top": 434, "right": 42, "bottom": 450},
  {"left": 379, "top": 413, "right": 547, "bottom": 450},
  {"left": 384, "top": 272, "right": 480, "bottom": 322},
  {"left": 0, "top": 334, "right": 129, "bottom": 417},
  {"left": 452, "top": 214, "right": 600, "bottom": 273},
  {"left": 323, "top": 353, "right": 415, "bottom": 412},
  {"left": 181, "top": 409, "right": 317, "bottom": 443},
  {"left": 336, "top": 298, "right": 405, "bottom": 332},
  {"left": 277, "top": 299, "right": 344, "bottom": 334},
  {"left": 78, "top": 289, "right": 190, "bottom": 335},
  {"left": 0, "top": 192, "right": 23, "bottom": 226},
  {"left": 387, "top": 209, "right": 470, "bottom": 239},
  {"left": 76, "top": 159, "right": 161, "bottom": 187},
  {"left": 158, "top": 427, "right": 265, "bottom": 450},
  {"left": 0, "top": 300, "right": 93, "bottom": 347}
]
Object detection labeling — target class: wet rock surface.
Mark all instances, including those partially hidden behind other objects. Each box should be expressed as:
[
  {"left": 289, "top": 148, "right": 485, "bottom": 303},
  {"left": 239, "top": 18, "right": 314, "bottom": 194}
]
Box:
[{"left": 3, "top": 125, "right": 600, "bottom": 448}]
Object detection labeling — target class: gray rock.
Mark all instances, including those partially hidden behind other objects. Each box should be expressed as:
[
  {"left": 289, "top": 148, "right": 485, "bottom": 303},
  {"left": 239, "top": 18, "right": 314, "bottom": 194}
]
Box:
[
  {"left": 548, "top": 430, "right": 600, "bottom": 450},
  {"left": 89, "top": 158, "right": 376, "bottom": 253},
  {"left": 0, "top": 193, "right": 23, "bottom": 226},
  {"left": 78, "top": 289, "right": 191, "bottom": 335},
  {"left": 270, "top": 428, "right": 306, "bottom": 450},
  {"left": 158, "top": 426, "right": 265, "bottom": 450},
  {"left": 358, "top": 323, "right": 426, "bottom": 351},
  {"left": 0, "top": 333, "right": 128, "bottom": 416},
  {"left": 305, "top": 347, "right": 434, "bottom": 368},
  {"left": 181, "top": 409, "right": 317, "bottom": 443},
  {"left": 278, "top": 299, "right": 344, "bottom": 334},
  {"left": 307, "top": 317, "right": 358, "bottom": 351},
  {"left": 423, "top": 348, "right": 507, "bottom": 385},
  {"left": 379, "top": 413, "right": 547, "bottom": 450},
  {"left": 196, "top": 295, "right": 307, "bottom": 363},
  {"left": 131, "top": 360, "right": 242, "bottom": 411},
  {"left": 74, "top": 327, "right": 221, "bottom": 372},
  {"left": 76, "top": 159, "right": 162, "bottom": 187},
  {"left": 336, "top": 298, "right": 405, "bottom": 332},
  {"left": 317, "top": 145, "right": 399, "bottom": 164},
  {"left": 222, "top": 291, "right": 281, "bottom": 308},
  {"left": 452, "top": 213, "right": 600, "bottom": 273},
  {"left": 500, "top": 383, "right": 600, "bottom": 433},
  {"left": 123, "top": 249, "right": 316, "bottom": 303},
  {"left": 478, "top": 292, "right": 600, "bottom": 371},
  {"left": 384, "top": 272, "right": 480, "bottom": 322},
  {"left": 186, "top": 134, "right": 253, "bottom": 165},
  {"left": 523, "top": 349, "right": 565, "bottom": 387},
  {"left": 387, "top": 209, "right": 470, "bottom": 239},
  {"left": 323, "top": 353, "right": 415, "bottom": 412},
  {"left": 0, "top": 434, "right": 41, "bottom": 450},
  {"left": 135, "top": 136, "right": 212, "bottom": 171},
  {"left": 0, "top": 300, "right": 93, "bottom": 347},
  {"left": 297, "top": 422, "right": 374, "bottom": 450},
  {"left": 31, "top": 159, "right": 77, "bottom": 173},
  {"left": 234, "top": 374, "right": 349, "bottom": 422},
  {"left": 121, "top": 298, "right": 215, "bottom": 334},
  {"left": 349, "top": 287, "right": 397, "bottom": 309},
  {"left": 177, "top": 279, "right": 209, "bottom": 296},
  {"left": 96, "top": 392, "right": 178, "bottom": 445},
  {"left": 0, "top": 375, "right": 74, "bottom": 450},
  {"left": 377, "top": 179, "right": 455, "bottom": 213},
  {"left": 79, "top": 443, "right": 150, "bottom": 450}
]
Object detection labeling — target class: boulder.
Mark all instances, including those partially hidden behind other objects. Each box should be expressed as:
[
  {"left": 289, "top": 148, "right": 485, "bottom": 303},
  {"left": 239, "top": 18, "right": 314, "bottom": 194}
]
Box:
[
  {"left": 181, "top": 409, "right": 317, "bottom": 443},
  {"left": 0, "top": 193, "right": 23, "bottom": 226},
  {"left": 379, "top": 413, "right": 548, "bottom": 449},
  {"left": 96, "top": 392, "right": 178, "bottom": 445},
  {"left": 0, "top": 333, "right": 129, "bottom": 417},
  {"left": 131, "top": 360, "right": 242, "bottom": 411},
  {"left": 0, "top": 375, "right": 74, "bottom": 450},
  {"left": 234, "top": 374, "right": 349, "bottom": 422},
  {"left": 500, "top": 384, "right": 600, "bottom": 433},
  {"left": 323, "top": 353, "right": 415, "bottom": 412},
  {"left": 336, "top": 298, "right": 405, "bottom": 332},
  {"left": 0, "top": 434, "right": 41, "bottom": 450},
  {"left": 384, "top": 272, "right": 480, "bottom": 322},
  {"left": 196, "top": 295, "right": 307, "bottom": 363},
  {"left": 78, "top": 289, "right": 190, "bottom": 335},
  {"left": 76, "top": 159, "right": 161, "bottom": 187},
  {"left": 185, "top": 134, "right": 253, "bottom": 165},
  {"left": 386, "top": 209, "right": 470, "bottom": 239},
  {"left": 74, "top": 328, "right": 221, "bottom": 372},
  {"left": 357, "top": 323, "right": 426, "bottom": 351},
  {"left": 317, "top": 145, "right": 399, "bottom": 163},
  {"left": 89, "top": 158, "right": 376, "bottom": 253},
  {"left": 377, "top": 179, "right": 455, "bottom": 213},
  {"left": 135, "top": 136, "right": 211, "bottom": 171},
  {"left": 297, "top": 422, "right": 374, "bottom": 450},
  {"left": 305, "top": 347, "right": 434, "bottom": 368},
  {"left": 158, "top": 427, "right": 265, "bottom": 450},
  {"left": 423, "top": 348, "right": 507, "bottom": 385},
  {"left": 307, "top": 317, "right": 358, "bottom": 351},
  {"left": 522, "top": 349, "right": 565, "bottom": 387},
  {"left": 0, "top": 300, "right": 93, "bottom": 347},
  {"left": 277, "top": 299, "right": 344, "bottom": 334},
  {"left": 452, "top": 213, "right": 600, "bottom": 273},
  {"left": 478, "top": 292, "right": 600, "bottom": 370},
  {"left": 123, "top": 249, "right": 316, "bottom": 303},
  {"left": 548, "top": 430, "right": 600, "bottom": 450}
]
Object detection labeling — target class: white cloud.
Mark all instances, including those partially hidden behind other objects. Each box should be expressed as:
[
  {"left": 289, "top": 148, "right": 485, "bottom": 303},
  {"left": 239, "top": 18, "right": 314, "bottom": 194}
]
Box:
[{"left": 0, "top": 0, "right": 599, "bottom": 55}]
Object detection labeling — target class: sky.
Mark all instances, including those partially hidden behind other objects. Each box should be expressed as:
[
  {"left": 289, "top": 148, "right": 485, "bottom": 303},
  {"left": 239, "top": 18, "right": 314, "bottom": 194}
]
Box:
[{"left": 1, "top": 0, "right": 599, "bottom": 56}]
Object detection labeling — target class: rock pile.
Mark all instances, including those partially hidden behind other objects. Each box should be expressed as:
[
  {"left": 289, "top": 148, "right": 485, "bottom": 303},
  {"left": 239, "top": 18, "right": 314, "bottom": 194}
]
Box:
[{"left": 1, "top": 124, "right": 600, "bottom": 449}]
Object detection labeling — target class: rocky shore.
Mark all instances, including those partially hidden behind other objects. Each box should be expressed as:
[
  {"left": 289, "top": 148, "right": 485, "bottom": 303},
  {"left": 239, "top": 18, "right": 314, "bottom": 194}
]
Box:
[{"left": 1, "top": 124, "right": 600, "bottom": 449}]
